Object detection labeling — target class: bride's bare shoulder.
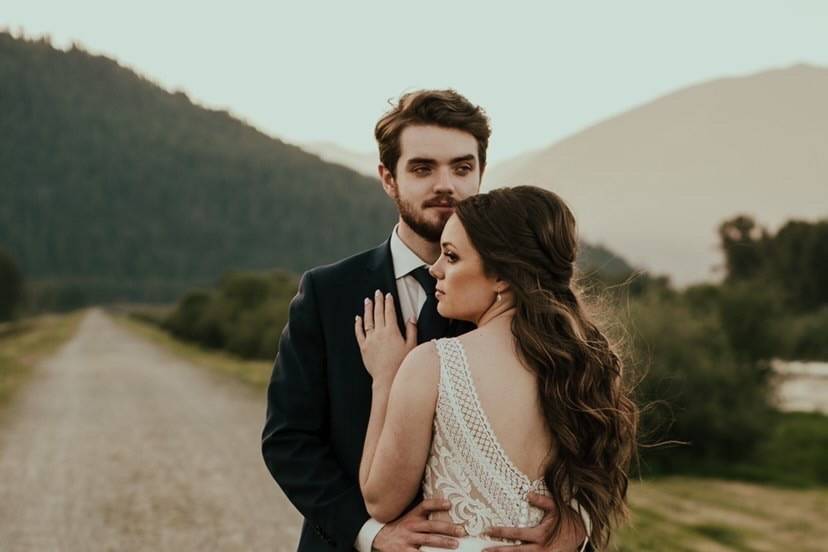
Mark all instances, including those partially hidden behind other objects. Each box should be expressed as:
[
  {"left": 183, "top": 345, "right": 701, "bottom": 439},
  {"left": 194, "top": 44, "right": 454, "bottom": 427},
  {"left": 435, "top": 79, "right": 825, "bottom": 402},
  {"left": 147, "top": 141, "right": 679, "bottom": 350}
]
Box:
[
  {"left": 393, "top": 341, "right": 441, "bottom": 399},
  {"left": 399, "top": 340, "right": 440, "bottom": 376}
]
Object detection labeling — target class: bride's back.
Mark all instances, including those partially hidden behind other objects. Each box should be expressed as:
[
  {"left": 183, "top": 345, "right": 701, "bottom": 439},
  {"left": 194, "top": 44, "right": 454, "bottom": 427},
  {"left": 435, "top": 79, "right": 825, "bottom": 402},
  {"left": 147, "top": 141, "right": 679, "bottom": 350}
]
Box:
[
  {"left": 422, "top": 326, "right": 555, "bottom": 535},
  {"left": 458, "top": 328, "right": 553, "bottom": 480}
]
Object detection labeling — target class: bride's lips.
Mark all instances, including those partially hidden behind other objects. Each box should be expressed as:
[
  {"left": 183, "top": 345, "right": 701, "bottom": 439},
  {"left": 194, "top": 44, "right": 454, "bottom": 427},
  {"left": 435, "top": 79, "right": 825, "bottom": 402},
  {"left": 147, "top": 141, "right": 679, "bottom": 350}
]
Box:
[{"left": 435, "top": 288, "right": 445, "bottom": 298}]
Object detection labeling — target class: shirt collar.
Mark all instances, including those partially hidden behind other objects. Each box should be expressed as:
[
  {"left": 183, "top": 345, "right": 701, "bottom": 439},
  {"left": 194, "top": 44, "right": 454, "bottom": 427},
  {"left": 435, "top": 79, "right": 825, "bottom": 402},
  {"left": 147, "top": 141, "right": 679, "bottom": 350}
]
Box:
[{"left": 389, "top": 223, "right": 429, "bottom": 279}]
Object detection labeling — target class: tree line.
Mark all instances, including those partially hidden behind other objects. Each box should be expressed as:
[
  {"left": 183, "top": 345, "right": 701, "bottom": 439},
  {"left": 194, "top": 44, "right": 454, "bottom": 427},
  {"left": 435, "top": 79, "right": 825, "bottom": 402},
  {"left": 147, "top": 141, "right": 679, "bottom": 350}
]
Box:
[{"left": 615, "top": 214, "right": 828, "bottom": 482}]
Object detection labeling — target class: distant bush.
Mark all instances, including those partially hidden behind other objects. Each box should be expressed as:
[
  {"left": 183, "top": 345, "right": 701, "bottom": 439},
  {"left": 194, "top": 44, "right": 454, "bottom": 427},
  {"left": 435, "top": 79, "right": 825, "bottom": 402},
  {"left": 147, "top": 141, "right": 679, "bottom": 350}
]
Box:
[
  {"left": 164, "top": 270, "right": 297, "bottom": 359},
  {"left": 27, "top": 279, "right": 191, "bottom": 312},
  {"left": 0, "top": 247, "right": 24, "bottom": 321},
  {"left": 121, "top": 304, "right": 173, "bottom": 327},
  {"left": 165, "top": 290, "right": 212, "bottom": 342},
  {"left": 763, "top": 411, "right": 828, "bottom": 485},
  {"left": 778, "top": 306, "right": 828, "bottom": 361},
  {"left": 627, "top": 288, "right": 776, "bottom": 475},
  {"left": 733, "top": 411, "right": 828, "bottom": 487},
  {"left": 716, "top": 280, "right": 786, "bottom": 363},
  {"left": 683, "top": 277, "right": 828, "bottom": 362}
]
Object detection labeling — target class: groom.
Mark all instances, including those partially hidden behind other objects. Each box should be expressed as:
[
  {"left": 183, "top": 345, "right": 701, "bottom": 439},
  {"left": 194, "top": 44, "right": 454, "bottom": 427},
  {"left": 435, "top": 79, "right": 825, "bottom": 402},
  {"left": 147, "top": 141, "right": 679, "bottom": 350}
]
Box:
[{"left": 262, "top": 89, "right": 589, "bottom": 552}]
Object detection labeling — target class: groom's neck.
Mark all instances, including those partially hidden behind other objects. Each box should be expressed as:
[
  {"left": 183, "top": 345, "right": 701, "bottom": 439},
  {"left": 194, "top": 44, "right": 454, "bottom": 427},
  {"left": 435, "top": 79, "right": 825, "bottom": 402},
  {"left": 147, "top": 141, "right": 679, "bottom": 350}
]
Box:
[{"left": 396, "top": 221, "right": 441, "bottom": 265}]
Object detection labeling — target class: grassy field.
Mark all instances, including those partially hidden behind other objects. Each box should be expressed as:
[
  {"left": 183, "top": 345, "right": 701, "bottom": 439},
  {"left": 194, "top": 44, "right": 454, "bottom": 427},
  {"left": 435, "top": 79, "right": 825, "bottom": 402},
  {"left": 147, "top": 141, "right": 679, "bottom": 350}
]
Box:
[
  {"left": 112, "top": 313, "right": 273, "bottom": 388},
  {"left": 615, "top": 477, "right": 828, "bottom": 551},
  {"left": 0, "top": 311, "right": 84, "bottom": 408}
]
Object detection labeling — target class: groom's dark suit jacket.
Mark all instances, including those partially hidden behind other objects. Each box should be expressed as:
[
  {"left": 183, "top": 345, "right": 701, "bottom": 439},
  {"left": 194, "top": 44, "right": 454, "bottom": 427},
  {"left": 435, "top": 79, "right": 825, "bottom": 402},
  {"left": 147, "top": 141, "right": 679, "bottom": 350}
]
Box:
[{"left": 262, "top": 238, "right": 474, "bottom": 552}]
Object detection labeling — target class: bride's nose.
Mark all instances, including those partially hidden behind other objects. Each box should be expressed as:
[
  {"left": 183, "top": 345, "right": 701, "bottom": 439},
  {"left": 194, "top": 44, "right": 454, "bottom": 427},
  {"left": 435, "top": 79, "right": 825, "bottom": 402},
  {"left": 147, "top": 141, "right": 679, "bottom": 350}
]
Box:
[{"left": 428, "top": 263, "right": 442, "bottom": 280}]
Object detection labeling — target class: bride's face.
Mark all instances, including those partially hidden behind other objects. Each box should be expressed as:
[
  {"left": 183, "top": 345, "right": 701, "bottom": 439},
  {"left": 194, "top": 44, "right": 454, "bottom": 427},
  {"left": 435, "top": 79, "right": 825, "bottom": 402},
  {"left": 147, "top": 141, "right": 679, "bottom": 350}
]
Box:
[{"left": 429, "top": 215, "right": 499, "bottom": 323}]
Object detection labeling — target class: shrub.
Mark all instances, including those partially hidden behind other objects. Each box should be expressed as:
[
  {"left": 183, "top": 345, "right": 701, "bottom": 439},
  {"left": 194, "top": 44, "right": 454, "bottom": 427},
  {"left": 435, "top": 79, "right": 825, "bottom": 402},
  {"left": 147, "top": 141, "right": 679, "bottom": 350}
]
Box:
[
  {"left": 163, "top": 270, "right": 298, "bottom": 359},
  {"left": 627, "top": 290, "right": 776, "bottom": 474}
]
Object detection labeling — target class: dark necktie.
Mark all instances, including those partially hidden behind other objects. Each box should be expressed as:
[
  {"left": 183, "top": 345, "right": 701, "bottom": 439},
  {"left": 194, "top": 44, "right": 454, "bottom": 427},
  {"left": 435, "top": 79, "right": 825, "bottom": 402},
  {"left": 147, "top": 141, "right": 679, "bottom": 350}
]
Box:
[{"left": 409, "top": 266, "right": 451, "bottom": 344}]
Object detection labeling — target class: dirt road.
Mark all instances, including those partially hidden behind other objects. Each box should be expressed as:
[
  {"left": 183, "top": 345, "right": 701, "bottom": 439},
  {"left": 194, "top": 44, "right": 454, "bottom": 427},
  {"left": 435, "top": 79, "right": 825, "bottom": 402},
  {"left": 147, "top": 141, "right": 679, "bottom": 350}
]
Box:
[{"left": 0, "top": 310, "right": 302, "bottom": 551}]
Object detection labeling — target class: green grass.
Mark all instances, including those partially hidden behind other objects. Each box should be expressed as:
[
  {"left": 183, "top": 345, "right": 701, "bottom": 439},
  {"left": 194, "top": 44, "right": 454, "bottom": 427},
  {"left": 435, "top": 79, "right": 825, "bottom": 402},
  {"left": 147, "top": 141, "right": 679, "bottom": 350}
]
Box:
[
  {"left": 0, "top": 311, "right": 84, "bottom": 408},
  {"left": 690, "top": 523, "right": 748, "bottom": 549},
  {"left": 614, "top": 504, "right": 702, "bottom": 551},
  {"left": 745, "top": 411, "right": 828, "bottom": 487},
  {"left": 613, "top": 477, "right": 828, "bottom": 551},
  {"left": 111, "top": 313, "right": 273, "bottom": 388}
]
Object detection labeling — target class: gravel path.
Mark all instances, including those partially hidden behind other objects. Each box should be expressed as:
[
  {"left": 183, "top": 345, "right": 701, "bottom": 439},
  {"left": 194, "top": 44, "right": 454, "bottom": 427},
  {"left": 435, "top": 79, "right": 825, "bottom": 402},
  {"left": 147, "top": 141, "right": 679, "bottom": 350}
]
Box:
[{"left": 0, "top": 309, "right": 302, "bottom": 551}]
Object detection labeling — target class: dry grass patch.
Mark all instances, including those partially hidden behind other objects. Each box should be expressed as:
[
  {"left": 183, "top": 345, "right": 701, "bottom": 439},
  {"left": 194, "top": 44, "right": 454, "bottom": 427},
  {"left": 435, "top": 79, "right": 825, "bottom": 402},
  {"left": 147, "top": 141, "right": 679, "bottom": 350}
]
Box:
[
  {"left": 614, "top": 477, "right": 828, "bottom": 551},
  {"left": 0, "top": 310, "right": 84, "bottom": 407}
]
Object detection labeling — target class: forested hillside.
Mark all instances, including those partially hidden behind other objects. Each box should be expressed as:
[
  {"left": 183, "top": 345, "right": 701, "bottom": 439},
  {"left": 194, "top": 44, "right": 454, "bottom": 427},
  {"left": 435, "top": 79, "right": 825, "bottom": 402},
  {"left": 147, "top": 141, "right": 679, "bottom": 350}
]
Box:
[{"left": 0, "top": 33, "right": 396, "bottom": 307}]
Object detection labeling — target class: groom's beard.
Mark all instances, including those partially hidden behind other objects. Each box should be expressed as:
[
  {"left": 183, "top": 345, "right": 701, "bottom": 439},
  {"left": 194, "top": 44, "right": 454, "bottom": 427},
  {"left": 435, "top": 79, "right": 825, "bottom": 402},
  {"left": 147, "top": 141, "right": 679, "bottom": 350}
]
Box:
[{"left": 394, "top": 193, "right": 454, "bottom": 243}]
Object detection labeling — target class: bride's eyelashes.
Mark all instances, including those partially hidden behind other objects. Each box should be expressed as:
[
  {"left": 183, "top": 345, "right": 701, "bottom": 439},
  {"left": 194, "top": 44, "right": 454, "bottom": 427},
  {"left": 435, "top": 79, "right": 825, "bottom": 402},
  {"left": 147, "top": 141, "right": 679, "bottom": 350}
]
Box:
[{"left": 443, "top": 251, "right": 458, "bottom": 263}]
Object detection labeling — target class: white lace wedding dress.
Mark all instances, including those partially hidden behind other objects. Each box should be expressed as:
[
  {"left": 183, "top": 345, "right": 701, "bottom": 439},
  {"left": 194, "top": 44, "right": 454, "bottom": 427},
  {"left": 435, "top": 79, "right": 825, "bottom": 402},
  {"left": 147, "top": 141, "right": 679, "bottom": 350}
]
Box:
[{"left": 420, "top": 337, "right": 590, "bottom": 552}]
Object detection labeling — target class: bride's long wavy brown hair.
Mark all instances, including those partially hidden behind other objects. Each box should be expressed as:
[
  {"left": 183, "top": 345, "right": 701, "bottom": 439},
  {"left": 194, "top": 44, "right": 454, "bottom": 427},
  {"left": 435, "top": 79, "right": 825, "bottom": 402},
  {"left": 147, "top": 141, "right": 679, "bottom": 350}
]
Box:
[{"left": 455, "top": 186, "right": 638, "bottom": 549}]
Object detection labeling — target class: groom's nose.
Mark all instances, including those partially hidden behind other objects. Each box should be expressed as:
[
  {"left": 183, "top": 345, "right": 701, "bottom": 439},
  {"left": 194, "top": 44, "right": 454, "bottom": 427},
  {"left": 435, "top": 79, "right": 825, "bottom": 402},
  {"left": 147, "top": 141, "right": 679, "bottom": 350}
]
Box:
[{"left": 433, "top": 167, "right": 455, "bottom": 192}]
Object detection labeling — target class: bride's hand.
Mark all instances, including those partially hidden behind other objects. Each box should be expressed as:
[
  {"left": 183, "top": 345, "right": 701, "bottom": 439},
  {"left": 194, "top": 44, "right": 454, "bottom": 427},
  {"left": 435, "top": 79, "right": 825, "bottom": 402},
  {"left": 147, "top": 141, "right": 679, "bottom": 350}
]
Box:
[{"left": 355, "top": 290, "right": 417, "bottom": 384}]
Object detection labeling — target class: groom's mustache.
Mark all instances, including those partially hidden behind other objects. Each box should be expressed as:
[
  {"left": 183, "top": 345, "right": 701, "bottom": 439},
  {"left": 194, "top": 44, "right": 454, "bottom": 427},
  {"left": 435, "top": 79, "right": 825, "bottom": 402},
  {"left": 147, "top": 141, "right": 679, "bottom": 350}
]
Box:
[{"left": 423, "top": 197, "right": 457, "bottom": 208}]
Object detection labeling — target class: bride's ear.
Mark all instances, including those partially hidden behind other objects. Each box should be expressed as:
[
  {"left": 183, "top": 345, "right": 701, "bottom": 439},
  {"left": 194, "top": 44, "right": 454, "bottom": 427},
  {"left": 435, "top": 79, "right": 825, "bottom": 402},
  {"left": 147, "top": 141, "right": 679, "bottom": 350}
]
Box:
[{"left": 494, "top": 277, "right": 510, "bottom": 295}]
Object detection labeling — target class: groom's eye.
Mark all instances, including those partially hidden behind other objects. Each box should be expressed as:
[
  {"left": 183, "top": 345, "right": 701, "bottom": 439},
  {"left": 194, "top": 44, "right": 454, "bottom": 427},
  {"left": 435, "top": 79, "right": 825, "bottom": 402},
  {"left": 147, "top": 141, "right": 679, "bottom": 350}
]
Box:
[
  {"left": 454, "top": 164, "right": 473, "bottom": 175},
  {"left": 412, "top": 166, "right": 431, "bottom": 176}
]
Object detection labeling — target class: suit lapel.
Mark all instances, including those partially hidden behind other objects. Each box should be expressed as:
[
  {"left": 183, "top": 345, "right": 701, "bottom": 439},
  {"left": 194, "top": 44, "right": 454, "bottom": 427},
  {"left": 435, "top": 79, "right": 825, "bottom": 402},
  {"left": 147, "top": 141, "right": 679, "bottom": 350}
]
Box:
[{"left": 365, "top": 238, "right": 406, "bottom": 336}]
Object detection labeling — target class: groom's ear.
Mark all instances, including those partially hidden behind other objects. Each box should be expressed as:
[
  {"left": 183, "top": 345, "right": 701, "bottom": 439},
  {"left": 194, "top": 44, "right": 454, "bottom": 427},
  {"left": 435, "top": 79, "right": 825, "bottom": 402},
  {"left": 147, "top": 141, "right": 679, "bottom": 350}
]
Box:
[{"left": 378, "top": 163, "right": 398, "bottom": 199}]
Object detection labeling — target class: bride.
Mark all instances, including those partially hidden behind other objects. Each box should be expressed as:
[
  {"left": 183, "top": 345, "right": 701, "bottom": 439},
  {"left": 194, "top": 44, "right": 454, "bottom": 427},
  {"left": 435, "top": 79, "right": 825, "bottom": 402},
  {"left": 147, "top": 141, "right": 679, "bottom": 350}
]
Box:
[{"left": 354, "top": 186, "right": 638, "bottom": 551}]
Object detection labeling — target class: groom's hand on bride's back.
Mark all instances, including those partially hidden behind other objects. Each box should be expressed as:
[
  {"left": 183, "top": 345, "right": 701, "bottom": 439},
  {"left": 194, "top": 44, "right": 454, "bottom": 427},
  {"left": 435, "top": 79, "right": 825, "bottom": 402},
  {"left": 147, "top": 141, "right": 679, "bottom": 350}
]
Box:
[
  {"left": 483, "top": 493, "right": 588, "bottom": 552},
  {"left": 372, "top": 498, "right": 464, "bottom": 552}
]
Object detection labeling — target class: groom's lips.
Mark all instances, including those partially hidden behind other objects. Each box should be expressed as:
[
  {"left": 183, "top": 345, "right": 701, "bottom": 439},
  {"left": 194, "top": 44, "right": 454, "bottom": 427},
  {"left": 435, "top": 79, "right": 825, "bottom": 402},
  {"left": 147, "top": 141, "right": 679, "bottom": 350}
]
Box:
[{"left": 425, "top": 199, "right": 456, "bottom": 209}]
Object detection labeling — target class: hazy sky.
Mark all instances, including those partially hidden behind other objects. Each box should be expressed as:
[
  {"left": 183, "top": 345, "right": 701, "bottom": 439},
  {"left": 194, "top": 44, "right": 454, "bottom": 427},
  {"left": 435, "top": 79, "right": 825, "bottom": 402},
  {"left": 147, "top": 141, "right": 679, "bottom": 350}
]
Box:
[{"left": 3, "top": 1, "right": 827, "bottom": 164}]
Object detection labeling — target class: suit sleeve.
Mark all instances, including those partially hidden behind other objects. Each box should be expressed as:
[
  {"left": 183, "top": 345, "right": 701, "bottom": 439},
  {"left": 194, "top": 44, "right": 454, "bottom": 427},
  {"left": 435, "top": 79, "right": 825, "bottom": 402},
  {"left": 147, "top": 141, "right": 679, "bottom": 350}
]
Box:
[{"left": 262, "top": 270, "right": 369, "bottom": 550}]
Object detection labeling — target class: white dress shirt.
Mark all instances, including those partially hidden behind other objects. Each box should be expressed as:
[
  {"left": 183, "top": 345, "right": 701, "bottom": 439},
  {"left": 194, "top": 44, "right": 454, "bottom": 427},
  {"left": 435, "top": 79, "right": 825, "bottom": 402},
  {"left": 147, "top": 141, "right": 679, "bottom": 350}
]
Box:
[{"left": 355, "top": 224, "right": 431, "bottom": 552}]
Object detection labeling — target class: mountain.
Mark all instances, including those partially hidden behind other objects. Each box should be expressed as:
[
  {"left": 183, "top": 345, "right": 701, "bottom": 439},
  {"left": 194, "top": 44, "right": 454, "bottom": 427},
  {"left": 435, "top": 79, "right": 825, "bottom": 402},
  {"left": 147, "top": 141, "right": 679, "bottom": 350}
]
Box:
[
  {"left": 485, "top": 64, "right": 828, "bottom": 286},
  {"left": 0, "top": 33, "right": 397, "bottom": 307},
  {"left": 300, "top": 141, "right": 379, "bottom": 178}
]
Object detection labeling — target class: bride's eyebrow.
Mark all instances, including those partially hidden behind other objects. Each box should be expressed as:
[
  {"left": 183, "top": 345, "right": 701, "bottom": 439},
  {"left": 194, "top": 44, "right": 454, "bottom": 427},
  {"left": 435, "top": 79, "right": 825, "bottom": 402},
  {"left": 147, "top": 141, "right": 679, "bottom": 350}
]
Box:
[{"left": 441, "top": 241, "right": 455, "bottom": 248}]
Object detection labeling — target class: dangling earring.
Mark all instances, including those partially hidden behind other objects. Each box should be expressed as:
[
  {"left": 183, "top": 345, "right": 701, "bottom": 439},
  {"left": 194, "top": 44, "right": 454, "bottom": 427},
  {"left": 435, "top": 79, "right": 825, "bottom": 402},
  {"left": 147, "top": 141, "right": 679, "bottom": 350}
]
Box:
[{"left": 496, "top": 292, "right": 502, "bottom": 302}]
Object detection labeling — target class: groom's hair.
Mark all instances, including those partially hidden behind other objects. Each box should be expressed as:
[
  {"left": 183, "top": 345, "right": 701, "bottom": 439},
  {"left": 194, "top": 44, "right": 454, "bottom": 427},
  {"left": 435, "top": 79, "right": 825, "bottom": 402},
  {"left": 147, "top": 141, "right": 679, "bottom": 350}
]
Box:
[{"left": 374, "top": 89, "right": 491, "bottom": 178}]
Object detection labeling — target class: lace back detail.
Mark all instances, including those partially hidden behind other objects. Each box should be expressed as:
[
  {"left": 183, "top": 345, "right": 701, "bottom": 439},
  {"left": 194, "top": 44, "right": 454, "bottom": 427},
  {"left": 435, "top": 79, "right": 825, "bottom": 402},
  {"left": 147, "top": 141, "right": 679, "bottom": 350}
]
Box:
[{"left": 422, "top": 337, "right": 549, "bottom": 537}]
